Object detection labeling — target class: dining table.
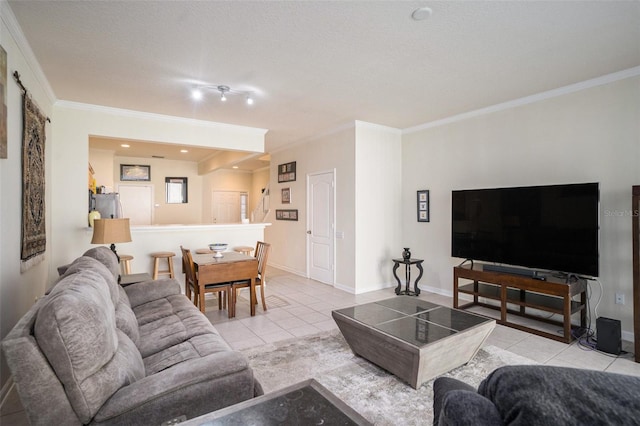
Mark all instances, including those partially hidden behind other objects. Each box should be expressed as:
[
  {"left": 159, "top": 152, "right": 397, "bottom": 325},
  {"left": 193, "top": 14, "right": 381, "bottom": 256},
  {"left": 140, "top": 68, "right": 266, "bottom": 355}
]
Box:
[{"left": 192, "top": 251, "right": 259, "bottom": 317}]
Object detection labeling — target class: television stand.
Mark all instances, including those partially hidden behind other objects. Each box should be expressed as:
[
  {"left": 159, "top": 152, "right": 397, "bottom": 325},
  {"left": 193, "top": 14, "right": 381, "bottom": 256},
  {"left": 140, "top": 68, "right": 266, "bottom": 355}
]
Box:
[{"left": 453, "top": 264, "right": 587, "bottom": 343}]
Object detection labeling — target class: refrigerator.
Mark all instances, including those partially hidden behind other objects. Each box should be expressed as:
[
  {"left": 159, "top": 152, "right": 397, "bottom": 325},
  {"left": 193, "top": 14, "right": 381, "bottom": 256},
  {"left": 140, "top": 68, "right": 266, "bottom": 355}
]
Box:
[{"left": 91, "top": 193, "right": 122, "bottom": 219}]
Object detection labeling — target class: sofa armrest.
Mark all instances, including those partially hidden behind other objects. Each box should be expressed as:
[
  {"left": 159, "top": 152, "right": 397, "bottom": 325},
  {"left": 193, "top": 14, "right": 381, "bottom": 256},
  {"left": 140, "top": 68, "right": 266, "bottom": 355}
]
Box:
[
  {"left": 123, "top": 278, "right": 181, "bottom": 307},
  {"left": 438, "top": 390, "right": 503, "bottom": 426},
  {"left": 93, "top": 351, "right": 257, "bottom": 425},
  {"left": 433, "top": 377, "right": 479, "bottom": 425}
]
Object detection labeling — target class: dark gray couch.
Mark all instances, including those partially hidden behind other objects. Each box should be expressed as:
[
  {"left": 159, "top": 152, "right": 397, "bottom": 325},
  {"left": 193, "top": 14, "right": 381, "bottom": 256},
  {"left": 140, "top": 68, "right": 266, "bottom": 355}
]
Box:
[
  {"left": 2, "top": 247, "right": 262, "bottom": 425},
  {"left": 433, "top": 365, "right": 640, "bottom": 425}
]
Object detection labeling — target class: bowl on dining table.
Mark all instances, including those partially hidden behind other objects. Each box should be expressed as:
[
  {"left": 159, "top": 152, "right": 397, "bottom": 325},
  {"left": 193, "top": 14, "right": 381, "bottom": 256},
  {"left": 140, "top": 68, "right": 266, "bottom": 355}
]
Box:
[{"left": 208, "top": 243, "right": 228, "bottom": 257}]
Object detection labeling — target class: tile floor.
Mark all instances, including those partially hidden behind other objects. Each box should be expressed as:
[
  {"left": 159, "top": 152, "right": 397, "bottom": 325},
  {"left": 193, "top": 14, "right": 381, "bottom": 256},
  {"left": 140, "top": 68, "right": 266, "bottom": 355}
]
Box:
[{"left": 2, "top": 267, "right": 639, "bottom": 424}]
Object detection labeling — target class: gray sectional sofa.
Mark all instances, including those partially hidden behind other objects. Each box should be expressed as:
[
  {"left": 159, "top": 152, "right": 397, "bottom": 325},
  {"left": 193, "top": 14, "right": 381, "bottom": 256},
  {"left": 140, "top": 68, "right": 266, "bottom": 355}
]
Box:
[{"left": 2, "top": 247, "right": 262, "bottom": 425}]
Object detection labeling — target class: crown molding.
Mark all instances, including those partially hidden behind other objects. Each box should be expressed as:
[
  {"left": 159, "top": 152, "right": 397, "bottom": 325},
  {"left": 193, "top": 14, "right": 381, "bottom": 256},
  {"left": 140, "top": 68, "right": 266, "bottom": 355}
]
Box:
[
  {"left": 1, "top": 1, "right": 57, "bottom": 104},
  {"left": 403, "top": 66, "right": 640, "bottom": 135}
]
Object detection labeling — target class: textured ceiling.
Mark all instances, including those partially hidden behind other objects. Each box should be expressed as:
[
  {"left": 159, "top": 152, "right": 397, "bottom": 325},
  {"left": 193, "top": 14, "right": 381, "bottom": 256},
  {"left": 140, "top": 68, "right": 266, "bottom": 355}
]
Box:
[{"left": 7, "top": 1, "right": 640, "bottom": 154}]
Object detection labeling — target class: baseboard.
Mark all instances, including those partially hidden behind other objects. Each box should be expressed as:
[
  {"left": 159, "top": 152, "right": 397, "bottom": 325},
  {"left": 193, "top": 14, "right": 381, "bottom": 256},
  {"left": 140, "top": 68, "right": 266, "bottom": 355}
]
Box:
[{"left": 0, "top": 376, "right": 14, "bottom": 411}]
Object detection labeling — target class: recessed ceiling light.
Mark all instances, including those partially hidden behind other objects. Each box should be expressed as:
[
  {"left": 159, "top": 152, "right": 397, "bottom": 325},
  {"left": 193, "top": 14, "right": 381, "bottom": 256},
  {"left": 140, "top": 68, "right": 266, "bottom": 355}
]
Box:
[
  {"left": 411, "top": 6, "right": 433, "bottom": 21},
  {"left": 232, "top": 166, "right": 239, "bottom": 169},
  {"left": 180, "top": 149, "right": 188, "bottom": 153},
  {"left": 121, "top": 144, "right": 130, "bottom": 148}
]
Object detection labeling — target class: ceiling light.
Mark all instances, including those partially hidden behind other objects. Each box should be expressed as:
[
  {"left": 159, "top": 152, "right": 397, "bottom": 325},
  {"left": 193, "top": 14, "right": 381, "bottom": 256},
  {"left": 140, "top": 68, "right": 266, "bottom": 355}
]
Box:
[
  {"left": 191, "top": 88, "right": 203, "bottom": 101},
  {"left": 232, "top": 166, "right": 239, "bottom": 169},
  {"left": 180, "top": 149, "right": 188, "bottom": 153},
  {"left": 121, "top": 144, "right": 130, "bottom": 148},
  {"left": 411, "top": 6, "right": 433, "bottom": 21},
  {"left": 190, "top": 84, "right": 256, "bottom": 105}
]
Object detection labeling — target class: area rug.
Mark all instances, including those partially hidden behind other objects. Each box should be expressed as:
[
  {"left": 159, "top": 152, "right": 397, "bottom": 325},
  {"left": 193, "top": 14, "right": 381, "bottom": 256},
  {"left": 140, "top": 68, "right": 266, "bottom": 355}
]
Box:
[{"left": 241, "top": 330, "right": 536, "bottom": 425}]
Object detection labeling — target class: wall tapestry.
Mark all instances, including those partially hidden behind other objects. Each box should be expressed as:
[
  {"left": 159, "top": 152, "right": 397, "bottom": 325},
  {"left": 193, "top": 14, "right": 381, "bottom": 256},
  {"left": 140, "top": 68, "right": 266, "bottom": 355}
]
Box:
[{"left": 15, "top": 72, "right": 48, "bottom": 271}]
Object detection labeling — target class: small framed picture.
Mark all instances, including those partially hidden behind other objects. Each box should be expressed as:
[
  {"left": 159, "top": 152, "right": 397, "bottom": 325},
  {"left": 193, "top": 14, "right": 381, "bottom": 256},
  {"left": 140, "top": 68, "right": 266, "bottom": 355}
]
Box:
[
  {"left": 278, "top": 161, "right": 296, "bottom": 183},
  {"left": 282, "top": 187, "right": 291, "bottom": 204},
  {"left": 276, "top": 209, "right": 298, "bottom": 221},
  {"left": 417, "top": 190, "right": 429, "bottom": 222},
  {"left": 120, "top": 164, "right": 150, "bottom": 181}
]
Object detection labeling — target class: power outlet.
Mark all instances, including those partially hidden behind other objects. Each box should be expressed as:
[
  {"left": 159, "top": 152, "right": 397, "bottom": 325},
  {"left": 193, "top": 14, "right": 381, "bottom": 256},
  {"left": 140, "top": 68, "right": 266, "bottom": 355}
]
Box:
[{"left": 615, "top": 293, "right": 625, "bottom": 305}]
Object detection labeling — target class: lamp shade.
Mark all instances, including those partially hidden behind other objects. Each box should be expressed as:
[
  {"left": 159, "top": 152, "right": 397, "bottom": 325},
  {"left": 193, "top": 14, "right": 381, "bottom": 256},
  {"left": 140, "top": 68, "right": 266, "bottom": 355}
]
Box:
[{"left": 91, "top": 218, "right": 132, "bottom": 244}]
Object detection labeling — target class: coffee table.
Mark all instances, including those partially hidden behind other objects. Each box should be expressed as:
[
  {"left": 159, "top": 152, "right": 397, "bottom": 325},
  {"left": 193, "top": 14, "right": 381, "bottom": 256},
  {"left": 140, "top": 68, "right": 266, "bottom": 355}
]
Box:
[
  {"left": 332, "top": 296, "right": 495, "bottom": 389},
  {"left": 179, "top": 379, "right": 371, "bottom": 425}
]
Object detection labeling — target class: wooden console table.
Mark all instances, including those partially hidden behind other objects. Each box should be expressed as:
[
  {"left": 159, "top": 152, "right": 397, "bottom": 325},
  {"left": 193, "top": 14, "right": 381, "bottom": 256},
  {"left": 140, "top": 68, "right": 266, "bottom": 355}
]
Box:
[{"left": 454, "top": 264, "right": 587, "bottom": 343}]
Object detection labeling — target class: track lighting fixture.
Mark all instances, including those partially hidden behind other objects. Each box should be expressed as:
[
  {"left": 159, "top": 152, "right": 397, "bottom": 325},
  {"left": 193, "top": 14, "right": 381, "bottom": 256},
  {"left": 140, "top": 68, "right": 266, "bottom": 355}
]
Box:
[{"left": 191, "top": 84, "right": 255, "bottom": 105}]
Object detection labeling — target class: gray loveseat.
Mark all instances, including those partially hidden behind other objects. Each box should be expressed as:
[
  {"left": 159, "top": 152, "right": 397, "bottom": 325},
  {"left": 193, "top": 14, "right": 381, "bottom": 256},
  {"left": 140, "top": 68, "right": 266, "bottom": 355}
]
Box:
[
  {"left": 2, "top": 247, "right": 262, "bottom": 425},
  {"left": 433, "top": 365, "right": 640, "bottom": 425}
]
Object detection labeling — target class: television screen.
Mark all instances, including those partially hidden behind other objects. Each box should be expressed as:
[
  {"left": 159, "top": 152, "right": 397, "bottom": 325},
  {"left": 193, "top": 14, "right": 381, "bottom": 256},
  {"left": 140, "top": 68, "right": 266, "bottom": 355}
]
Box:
[{"left": 451, "top": 183, "right": 599, "bottom": 277}]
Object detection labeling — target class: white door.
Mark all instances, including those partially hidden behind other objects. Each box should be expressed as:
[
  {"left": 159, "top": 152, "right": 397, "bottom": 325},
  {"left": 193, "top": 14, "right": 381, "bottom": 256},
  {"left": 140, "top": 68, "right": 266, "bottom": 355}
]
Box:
[
  {"left": 117, "top": 184, "right": 153, "bottom": 225},
  {"left": 307, "top": 170, "right": 335, "bottom": 285},
  {"left": 212, "top": 191, "right": 243, "bottom": 223}
]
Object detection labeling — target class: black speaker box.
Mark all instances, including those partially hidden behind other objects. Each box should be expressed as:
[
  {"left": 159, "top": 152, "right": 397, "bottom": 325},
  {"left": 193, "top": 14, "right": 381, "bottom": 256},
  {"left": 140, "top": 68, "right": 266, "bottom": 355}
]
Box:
[{"left": 596, "top": 317, "right": 621, "bottom": 355}]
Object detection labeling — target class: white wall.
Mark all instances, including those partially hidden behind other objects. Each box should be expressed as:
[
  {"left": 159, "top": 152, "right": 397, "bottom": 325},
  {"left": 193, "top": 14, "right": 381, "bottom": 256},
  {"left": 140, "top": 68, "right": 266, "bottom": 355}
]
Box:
[
  {"left": 402, "top": 75, "right": 640, "bottom": 339},
  {"left": 0, "top": 2, "right": 55, "bottom": 389},
  {"left": 354, "top": 121, "right": 403, "bottom": 293},
  {"left": 267, "top": 126, "right": 357, "bottom": 290},
  {"left": 266, "top": 122, "right": 402, "bottom": 294}
]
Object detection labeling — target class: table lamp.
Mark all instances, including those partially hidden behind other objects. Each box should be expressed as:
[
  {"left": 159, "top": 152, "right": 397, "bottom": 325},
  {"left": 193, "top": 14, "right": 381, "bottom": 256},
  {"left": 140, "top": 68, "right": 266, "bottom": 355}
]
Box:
[{"left": 91, "top": 218, "right": 132, "bottom": 262}]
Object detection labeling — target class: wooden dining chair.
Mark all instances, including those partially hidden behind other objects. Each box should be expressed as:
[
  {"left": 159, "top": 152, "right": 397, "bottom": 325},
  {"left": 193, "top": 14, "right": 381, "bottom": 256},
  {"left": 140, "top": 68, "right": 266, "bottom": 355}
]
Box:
[
  {"left": 180, "top": 246, "right": 199, "bottom": 308},
  {"left": 181, "top": 247, "right": 230, "bottom": 314},
  {"left": 232, "top": 241, "right": 271, "bottom": 312}
]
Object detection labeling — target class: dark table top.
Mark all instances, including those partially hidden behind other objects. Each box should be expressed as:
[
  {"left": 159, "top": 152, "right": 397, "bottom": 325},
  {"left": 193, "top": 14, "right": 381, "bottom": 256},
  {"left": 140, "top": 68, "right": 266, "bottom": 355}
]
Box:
[
  {"left": 333, "top": 296, "right": 492, "bottom": 347},
  {"left": 185, "top": 379, "right": 371, "bottom": 425}
]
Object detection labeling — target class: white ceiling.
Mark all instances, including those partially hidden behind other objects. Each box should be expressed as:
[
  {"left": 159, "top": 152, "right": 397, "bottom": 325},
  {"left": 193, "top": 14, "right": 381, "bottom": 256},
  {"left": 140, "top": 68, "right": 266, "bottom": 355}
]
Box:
[{"left": 8, "top": 1, "right": 640, "bottom": 156}]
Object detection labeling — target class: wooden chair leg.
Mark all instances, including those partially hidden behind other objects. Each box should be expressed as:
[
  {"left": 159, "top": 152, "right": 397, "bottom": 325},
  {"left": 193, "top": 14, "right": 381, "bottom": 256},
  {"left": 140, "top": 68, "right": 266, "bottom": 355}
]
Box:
[
  {"left": 260, "top": 285, "right": 267, "bottom": 311},
  {"left": 199, "top": 290, "right": 206, "bottom": 313}
]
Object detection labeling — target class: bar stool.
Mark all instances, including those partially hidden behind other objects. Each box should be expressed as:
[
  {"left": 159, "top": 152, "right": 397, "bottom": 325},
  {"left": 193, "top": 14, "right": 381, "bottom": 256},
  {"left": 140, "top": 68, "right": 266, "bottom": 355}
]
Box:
[
  {"left": 150, "top": 251, "right": 176, "bottom": 279},
  {"left": 119, "top": 254, "right": 133, "bottom": 275},
  {"left": 234, "top": 246, "right": 254, "bottom": 256}
]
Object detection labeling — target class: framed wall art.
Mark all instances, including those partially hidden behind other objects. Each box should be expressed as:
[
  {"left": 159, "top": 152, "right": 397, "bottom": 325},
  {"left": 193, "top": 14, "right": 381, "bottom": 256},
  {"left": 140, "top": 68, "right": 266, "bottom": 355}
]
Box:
[
  {"left": 120, "top": 164, "right": 151, "bottom": 181},
  {"left": 417, "top": 190, "right": 429, "bottom": 222},
  {"left": 281, "top": 187, "right": 291, "bottom": 204},
  {"left": 278, "top": 161, "right": 296, "bottom": 183},
  {"left": 276, "top": 209, "right": 298, "bottom": 221}
]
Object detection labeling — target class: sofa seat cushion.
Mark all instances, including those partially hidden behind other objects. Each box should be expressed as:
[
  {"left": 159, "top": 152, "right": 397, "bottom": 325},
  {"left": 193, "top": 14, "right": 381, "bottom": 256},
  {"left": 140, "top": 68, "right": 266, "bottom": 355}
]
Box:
[
  {"left": 35, "top": 270, "right": 145, "bottom": 424},
  {"left": 136, "top": 295, "right": 219, "bottom": 357},
  {"left": 133, "top": 294, "right": 197, "bottom": 326},
  {"left": 143, "top": 333, "right": 233, "bottom": 376}
]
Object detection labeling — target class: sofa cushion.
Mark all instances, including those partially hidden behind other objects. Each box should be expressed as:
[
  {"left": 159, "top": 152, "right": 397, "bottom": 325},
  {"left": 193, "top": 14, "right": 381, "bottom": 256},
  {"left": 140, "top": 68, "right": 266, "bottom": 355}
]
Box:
[
  {"left": 135, "top": 295, "right": 219, "bottom": 357},
  {"left": 143, "top": 333, "right": 233, "bottom": 376},
  {"left": 133, "top": 293, "right": 200, "bottom": 326},
  {"left": 115, "top": 287, "right": 139, "bottom": 345},
  {"left": 83, "top": 246, "right": 121, "bottom": 282},
  {"left": 35, "top": 270, "right": 144, "bottom": 424},
  {"left": 479, "top": 365, "right": 640, "bottom": 425},
  {"left": 59, "top": 255, "right": 120, "bottom": 305}
]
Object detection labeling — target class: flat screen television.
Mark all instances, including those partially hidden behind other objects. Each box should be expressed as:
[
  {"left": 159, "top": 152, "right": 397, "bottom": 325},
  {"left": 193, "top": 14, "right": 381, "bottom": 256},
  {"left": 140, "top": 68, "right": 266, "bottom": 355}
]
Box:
[{"left": 451, "top": 182, "right": 599, "bottom": 277}]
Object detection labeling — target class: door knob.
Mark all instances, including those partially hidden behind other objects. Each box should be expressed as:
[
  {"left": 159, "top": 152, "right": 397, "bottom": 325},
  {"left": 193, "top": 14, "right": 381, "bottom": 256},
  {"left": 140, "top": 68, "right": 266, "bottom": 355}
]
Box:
[{"left": 307, "top": 230, "right": 311, "bottom": 234}]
